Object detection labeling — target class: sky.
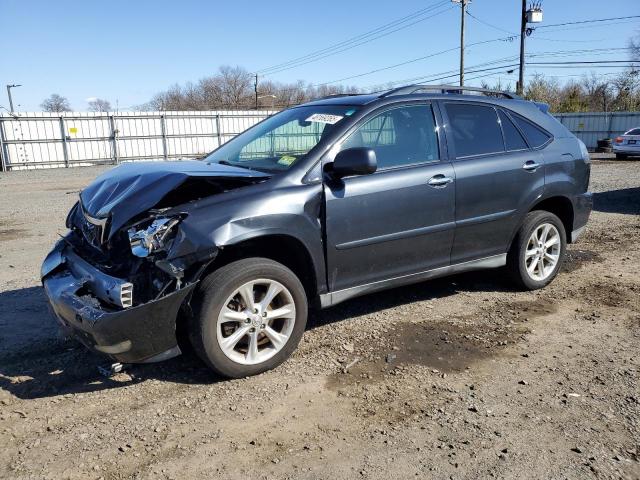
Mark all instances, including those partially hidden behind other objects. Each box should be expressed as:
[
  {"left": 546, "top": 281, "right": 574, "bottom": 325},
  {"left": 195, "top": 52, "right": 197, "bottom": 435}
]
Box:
[{"left": 0, "top": 0, "right": 638, "bottom": 112}]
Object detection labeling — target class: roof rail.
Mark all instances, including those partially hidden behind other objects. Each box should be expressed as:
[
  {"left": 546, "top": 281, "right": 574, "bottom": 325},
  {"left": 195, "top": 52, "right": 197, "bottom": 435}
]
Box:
[
  {"left": 317, "top": 93, "right": 363, "bottom": 100},
  {"left": 379, "top": 84, "right": 521, "bottom": 100}
]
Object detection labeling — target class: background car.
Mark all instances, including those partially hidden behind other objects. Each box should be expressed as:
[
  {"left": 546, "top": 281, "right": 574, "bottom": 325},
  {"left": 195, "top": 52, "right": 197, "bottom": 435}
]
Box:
[{"left": 613, "top": 127, "right": 640, "bottom": 159}]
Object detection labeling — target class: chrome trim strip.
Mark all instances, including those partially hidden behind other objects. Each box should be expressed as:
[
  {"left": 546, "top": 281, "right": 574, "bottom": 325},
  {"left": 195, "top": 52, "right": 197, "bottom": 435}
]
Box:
[
  {"left": 319, "top": 254, "right": 506, "bottom": 308},
  {"left": 335, "top": 221, "right": 456, "bottom": 250}
]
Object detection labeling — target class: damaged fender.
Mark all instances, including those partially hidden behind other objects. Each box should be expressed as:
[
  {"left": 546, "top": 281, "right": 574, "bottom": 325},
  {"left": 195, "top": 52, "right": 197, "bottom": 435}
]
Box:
[{"left": 163, "top": 181, "right": 327, "bottom": 293}]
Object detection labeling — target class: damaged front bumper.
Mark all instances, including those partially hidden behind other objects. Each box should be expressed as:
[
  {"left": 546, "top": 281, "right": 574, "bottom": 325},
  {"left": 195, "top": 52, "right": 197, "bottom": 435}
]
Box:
[{"left": 41, "top": 241, "right": 196, "bottom": 364}]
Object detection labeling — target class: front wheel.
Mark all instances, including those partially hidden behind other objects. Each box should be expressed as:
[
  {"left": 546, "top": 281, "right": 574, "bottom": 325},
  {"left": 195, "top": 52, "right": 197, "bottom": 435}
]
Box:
[
  {"left": 191, "top": 258, "right": 308, "bottom": 378},
  {"left": 506, "top": 211, "right": 566, "bottom": 290}
]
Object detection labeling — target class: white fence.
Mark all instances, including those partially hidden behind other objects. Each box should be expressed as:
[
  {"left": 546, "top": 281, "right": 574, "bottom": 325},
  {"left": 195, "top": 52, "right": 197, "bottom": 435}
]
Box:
[
  {"left": 0, "top": 110, "right": 275, "bottom": 171},
  {"left": 2, "top": 110, "right": 639, "bottom": 170},
  {"left": 554, "top": 112, "right": 640, "bottom": 150}
]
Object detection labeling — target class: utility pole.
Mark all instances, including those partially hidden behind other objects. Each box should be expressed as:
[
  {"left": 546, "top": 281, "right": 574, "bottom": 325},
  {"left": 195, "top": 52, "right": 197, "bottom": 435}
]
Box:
[
  {"left": 254, "top": 74, "right": 259, "bottom": 110},
  {"left": 6, "top": 84, "right": 21, "bottom": 112},
  {"left": 453, "top": 0, "right": 469, "bottom": 87},
  {"left": 460, "top": 0, "right": 466, "bottom": 86},
  {"left": 517, "top": 2, "right": 543, "bottom": 95},
  {"left": 517, "top": 0, "right": 527, "bottom": 95}
]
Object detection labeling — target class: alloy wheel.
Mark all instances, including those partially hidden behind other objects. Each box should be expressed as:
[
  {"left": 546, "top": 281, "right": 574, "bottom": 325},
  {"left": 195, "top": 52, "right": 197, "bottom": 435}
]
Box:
[
  {"left": 216, "top": 278, "right": 296, "bottom": 365},
  {"left": 524, "top": 223, "right": 561, "bottom": 281}
]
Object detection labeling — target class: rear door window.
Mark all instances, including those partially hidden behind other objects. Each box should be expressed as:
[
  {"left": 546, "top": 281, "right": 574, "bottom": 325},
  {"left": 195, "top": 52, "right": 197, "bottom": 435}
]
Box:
[
  {"left": 498, "top": 110, "right": 528, "bottom": 151},
  {"left": 510, "top": 113, "right": 552, "bottom": 148},
  {"left": 444, "top": 103, "right": 504, "bottom": 158}
]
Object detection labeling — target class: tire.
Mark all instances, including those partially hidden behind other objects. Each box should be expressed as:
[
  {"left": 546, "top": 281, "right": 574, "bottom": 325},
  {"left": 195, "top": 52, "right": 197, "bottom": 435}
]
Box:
[
  {"left": 190, "top": 258, "right": 308, "bottom": 378},
  {"left": 506, "top": 211, "right": 566, "bottom": 290},
  {"left": 615, "top": 153, "right": 627, "bottom": 160}
]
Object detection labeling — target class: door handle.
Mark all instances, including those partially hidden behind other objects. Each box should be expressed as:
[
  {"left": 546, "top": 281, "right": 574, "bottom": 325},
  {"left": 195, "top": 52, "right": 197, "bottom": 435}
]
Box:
[
  {"left": 427, "top": 174, "right": 454, "bottom": 187},
  {"left": 522, "top": 160, "right": 541, "bottom": 171}
]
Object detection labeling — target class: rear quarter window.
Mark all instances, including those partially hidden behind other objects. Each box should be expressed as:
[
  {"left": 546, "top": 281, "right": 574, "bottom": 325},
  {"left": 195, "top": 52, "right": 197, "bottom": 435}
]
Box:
[
  {"left": 625, "top": 128, "right": 640, "bottom": 135},
  {"left": 498, "top": 110, "right": 528, "bottom": 151},
  {"left": 510, "top": 113, "right": 552, "bottom": 148}
]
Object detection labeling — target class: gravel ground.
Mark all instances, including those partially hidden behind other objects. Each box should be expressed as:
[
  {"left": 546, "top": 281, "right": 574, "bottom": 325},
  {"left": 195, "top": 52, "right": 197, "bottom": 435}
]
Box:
[{"left": 0, "top": 157, "right": 639, "bottom": 479}]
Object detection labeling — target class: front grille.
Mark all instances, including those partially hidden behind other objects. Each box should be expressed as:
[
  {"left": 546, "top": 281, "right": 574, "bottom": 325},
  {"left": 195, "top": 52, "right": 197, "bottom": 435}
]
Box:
[
  {"left": 77, "top": 204, "right": 109, "bottom": 250},
  {"left": 79, "top": 216, "right": 103, "bottom": 248}
]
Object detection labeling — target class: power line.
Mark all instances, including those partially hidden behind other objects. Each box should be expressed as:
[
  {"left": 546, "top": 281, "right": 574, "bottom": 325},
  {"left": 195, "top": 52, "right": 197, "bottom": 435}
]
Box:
[
  {"left": 529, "top": 65, "right": 638, "bottom": 69},
  {"left": 257, "top": 1, "right": 446, "bottom": 73},
  {"left": 257, "top": 1, "right": 451, "bottom": 74},
  {"left": 466, "top": 10, "right": 514, "bottom": 34},
  {"left": 365, "top": 58, "right": 521, "bottom": 90},
  {"left": 466, "top": 12, "right": 640, "bottom": 34},
  {"left": 316, "top": 45, "right": 629, "bottom": 89},
  {"left": 257, "top": 1, "right": 453, "bottom": 75},
  {"left": 362, "top": 56, "right": 636, "bottom": 92},
  {"left": 537, "top": 15, "right": 640, "bottom": 29},
  {"left": 465, "top": 11, "right": 638, "bottom": 44},
  {"left": 313, "top": 36, "right": 515, "bottom": 87},
  {"left": 264, "top": 7, "right": 456, "bottom": 76},
  {"left": 528, "top": 60, "right": 637, "bottom": 65},
  {"left": 257, "top": 47, "right": 633, "bottom": 98}
]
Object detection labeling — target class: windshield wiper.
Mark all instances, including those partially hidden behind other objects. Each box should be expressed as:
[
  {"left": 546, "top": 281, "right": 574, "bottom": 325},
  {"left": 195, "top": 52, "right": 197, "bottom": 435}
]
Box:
[{"left": 215, "top": 159, "right": 254, "bottom": 171}]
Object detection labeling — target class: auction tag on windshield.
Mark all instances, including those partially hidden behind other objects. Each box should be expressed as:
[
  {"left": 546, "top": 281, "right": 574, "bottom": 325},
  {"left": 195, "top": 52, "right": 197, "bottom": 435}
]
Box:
[{"left": 306, "top": 113, "right": 343, "bottom": 125}]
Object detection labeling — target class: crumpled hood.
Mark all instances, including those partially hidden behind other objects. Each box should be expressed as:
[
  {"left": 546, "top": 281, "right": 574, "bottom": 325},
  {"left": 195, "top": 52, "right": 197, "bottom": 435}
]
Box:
[{"left": 79, "top": 161, "right": 269, "bottom": 237}]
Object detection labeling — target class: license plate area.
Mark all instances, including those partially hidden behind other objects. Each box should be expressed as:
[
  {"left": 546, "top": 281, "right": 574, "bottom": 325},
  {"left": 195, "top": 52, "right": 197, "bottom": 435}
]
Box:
[{"left": 628, "top": 140, "right": 637, "bottom": 145}]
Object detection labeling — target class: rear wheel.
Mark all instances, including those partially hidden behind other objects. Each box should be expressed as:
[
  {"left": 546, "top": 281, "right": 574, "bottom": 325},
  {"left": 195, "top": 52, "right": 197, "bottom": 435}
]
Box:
[
  {"left": 507, "top": 211, "right": 566, "bottom": 290},
  {"left": 191, "top": 258, "right": 308, "bottom": 378}
]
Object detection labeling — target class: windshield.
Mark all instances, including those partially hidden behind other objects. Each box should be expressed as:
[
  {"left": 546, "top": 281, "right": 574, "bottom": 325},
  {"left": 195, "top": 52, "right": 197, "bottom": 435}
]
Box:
[{"left": 205, "top": 105, "right": 358, "bottom": 173}]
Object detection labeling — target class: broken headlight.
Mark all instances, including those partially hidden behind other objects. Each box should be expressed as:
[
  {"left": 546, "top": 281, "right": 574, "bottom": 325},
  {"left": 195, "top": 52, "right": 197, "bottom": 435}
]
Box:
[{"left": 128, "top": 217, "right": 181, "bottom": 258}]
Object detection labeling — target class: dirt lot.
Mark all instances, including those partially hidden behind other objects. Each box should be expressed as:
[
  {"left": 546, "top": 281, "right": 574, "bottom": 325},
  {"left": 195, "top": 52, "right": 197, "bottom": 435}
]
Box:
[{"left": 0, "top": 158, "right": 639, "bottom": 479}]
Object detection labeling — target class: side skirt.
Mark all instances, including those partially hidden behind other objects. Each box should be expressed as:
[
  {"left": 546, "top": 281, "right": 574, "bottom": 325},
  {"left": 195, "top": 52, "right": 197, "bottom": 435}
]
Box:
[{"left": 319, "top": 254, "right": 506, "bottom": 308}]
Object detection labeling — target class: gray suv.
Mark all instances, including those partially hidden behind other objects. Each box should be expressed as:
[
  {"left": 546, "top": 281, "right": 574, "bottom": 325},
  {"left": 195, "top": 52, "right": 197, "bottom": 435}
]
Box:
[{"left": 41, "top": 85, "right": 592, "bottom": 378}]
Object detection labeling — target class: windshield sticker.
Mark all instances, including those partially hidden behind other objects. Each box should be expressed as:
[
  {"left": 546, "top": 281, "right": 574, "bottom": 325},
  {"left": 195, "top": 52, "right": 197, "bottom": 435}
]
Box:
[
  {"left": 277, "top": 155, "right": 297, "bottom": 166},
  {"left": 306, "top": 113, "right": 343, "bottom": 125}
]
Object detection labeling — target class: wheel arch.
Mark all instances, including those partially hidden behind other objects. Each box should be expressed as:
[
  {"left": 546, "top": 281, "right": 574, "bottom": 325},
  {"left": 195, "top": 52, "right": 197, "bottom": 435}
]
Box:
[
  {"left": 201, "top": 233, "right": 319, "bottom": 302},
  {"left": 529, "top": 195, "right": 574, "bottom": 242}
]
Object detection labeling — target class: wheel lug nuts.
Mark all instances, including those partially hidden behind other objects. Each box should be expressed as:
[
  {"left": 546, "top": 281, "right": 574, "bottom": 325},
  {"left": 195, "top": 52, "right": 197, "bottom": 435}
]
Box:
[
  {"left": 262, "top": 312, "right": 267, "bottom": 317},
  {"left": 253, "top": 308, "right": 258, "bottom": 314},
  {"left": 245, "top": 318, "right": 251, "bottom": 324},
  {"left": 261, "top": 324, "right": 266, "bottom": 329}
]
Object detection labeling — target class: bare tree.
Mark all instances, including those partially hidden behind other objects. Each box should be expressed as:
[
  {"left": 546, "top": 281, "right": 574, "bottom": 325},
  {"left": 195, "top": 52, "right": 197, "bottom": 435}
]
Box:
[
  {"left": 581, "top": 73, "right": 611, "bottom": 111},
  {"left": 218, "top": 65, "right": 253, "bottom": 107},
  {"left": 610, "top": 70, "right": 640, "bottom": 111},
  {"left": 148, "top": 65, "right": 359, "bottom": 111},
  {"left": 88, "top": 98, "right": 112, "bottom": 112},
  {"left": 480, "top": 78, "right": 515, "bottom": 96},
  {"left": 629, "top": 33, "right": 640, "bottom": 62},
  {"left": 41, "top": 94, "right": 71, "bottom": 112}
]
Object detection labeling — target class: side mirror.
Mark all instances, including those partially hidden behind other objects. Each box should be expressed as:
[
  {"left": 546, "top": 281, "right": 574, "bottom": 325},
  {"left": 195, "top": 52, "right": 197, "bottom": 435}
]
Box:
[{"left": 332, "top": 148, "right": 377, "bottom": 178}]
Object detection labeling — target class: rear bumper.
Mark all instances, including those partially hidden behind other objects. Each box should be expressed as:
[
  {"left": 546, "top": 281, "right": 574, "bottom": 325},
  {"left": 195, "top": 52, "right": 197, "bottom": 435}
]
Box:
[
  {"left": 41, "top": 241, "right": 196, "bottom": 364},
  {"left": 571, "top": 192, "right": 593, "bottom": 243},
  {"left": 612, "top": 145, "right": 640, "bottom": 155}
]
